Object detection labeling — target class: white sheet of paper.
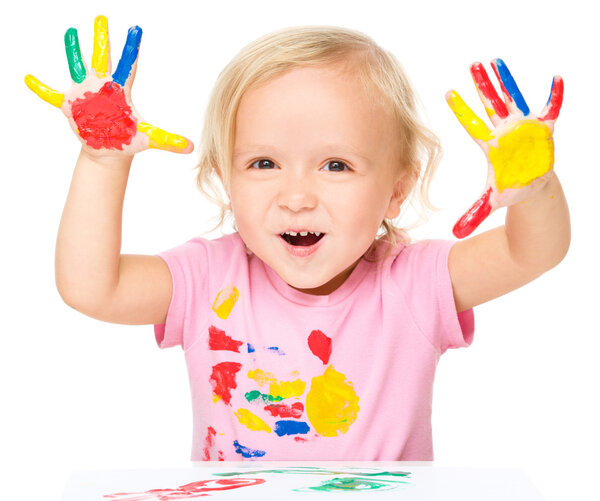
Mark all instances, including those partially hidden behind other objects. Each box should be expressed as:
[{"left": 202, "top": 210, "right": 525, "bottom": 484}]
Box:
[{"left": 61, "top": 463, "right": 546, "bottom": 500}]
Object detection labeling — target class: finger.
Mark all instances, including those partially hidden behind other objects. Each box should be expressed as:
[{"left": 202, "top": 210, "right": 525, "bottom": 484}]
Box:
[
  {"left": 452, "top": 187, "right": 493, "bottom": 239},
  {"left": 137, "top": 122, "right": 194, "bottom": 154},
  {"left": 491, "top": 58, "right": 530, "bottom": 116},
  {"left": 91, "top": 15, "right": 111, "bottom": 78},
  {"left": 539, "top": 75, "right": 564, "bottom": 122},
  {"left": 470, "top": 62, "right": 508, "bottom": 124},
  {"left": 445, "top": 90, "right": 492, "bottom": 142},
  {"left": 24, "top": 74, "right": 65, "bottom": 108},
  {"left": 64, "top": 27, "right": 87, "bottom": 83},
  {"left": 112, "top": 25, "right": 142, "bottom": 87}
]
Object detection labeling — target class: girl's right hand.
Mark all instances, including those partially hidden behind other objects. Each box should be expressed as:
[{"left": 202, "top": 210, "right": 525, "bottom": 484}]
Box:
[{"left": 25, "top": 15, "right": 194, "bottom": 159}]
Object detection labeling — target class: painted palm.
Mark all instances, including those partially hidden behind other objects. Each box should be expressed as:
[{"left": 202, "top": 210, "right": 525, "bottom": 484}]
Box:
[
  {"left": 25, "top": 15, "right": 193, "bottom": 155},
  {"left": 446, "top": 59, "right": 563, "bottom": 238}
]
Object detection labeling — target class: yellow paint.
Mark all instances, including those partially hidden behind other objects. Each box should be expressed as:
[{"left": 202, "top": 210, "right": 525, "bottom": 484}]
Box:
[
  {"left": 137, "top": 122, "right": 189, "bottom": 150},
  {"left": 212, "top": 394, "right": 221, "bottom": 404},
  {"left": 92, "top": 15, "right": 110, "bottom": 78},
  {"left": 305, "top": 365, "right": 360, "bottom": 437},
  {"left": 234, "top": 408, "right": 272, "bottom": 433},
  {"left": 24, "top": 74, "right": 64, "bottom": 108},
  {"left": 484, "top": 106, "right": 496, "bottom": 120},
  {"left": 489, "top": 120, "right": 554, "bottom": 192},
  {"left": 270, "top": 378, "right": 306, "bottom": 399},
  {"left": 446, "top": 90, "right": 491, "bottom": 141},
  {"left": 212, "top": 284, "right": 239, "bottom": 319},
  {"left": 248, "top": 369, "right": 278, "bottom": 387}
]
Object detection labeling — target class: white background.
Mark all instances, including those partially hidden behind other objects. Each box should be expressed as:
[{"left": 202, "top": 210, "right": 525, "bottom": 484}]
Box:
[{"left": 1, "top": 0, "right": 598, "bottom": 500}]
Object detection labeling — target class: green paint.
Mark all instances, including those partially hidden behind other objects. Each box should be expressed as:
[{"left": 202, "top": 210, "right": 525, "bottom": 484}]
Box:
[
  {"left": 244, "top": 390, "right": 283, "bottom": 404},
  {"left": 64, "top": 28, "right": 86, "bottom": 83},
  {"left": 294, "top": 477, "right": 406, "bottom": 492}
]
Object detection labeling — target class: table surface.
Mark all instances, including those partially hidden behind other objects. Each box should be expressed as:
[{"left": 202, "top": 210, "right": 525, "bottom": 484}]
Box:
[{"left": 61, "top": 462, "right": 546, "bottom": 500}]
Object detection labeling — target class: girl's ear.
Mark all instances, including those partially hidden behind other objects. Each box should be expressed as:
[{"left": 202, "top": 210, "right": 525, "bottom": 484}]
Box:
[{"left": 385, "top": 170, "right": 412, "bottom": 220}]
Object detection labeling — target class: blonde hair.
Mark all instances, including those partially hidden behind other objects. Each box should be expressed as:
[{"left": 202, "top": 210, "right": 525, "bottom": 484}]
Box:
[{"left": 196, "top": 26, "right": 441, "bottom": 248}]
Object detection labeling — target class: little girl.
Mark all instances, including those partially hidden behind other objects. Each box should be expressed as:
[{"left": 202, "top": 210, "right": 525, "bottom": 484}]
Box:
[{"left": 26, "top": 16, "right": 570, "bottom": 461}]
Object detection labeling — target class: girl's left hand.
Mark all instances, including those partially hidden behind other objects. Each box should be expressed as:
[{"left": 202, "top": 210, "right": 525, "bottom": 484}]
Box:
[{"left": 446, "top": 58, "right": 563, "bottom": 238}]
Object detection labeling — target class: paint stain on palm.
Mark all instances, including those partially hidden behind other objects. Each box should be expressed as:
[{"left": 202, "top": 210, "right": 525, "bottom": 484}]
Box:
[
  {"left": 306, "top": 365, "right": 359, "bottom": 437},
  {"left": 212, "top": 284, "right": 239, "bottom": 319},
  {"left": 70, "top": 82, "right": 137, "bottom": 150},
  {"left": 490, "top": 120, "right": 554, "bottom": 192}
]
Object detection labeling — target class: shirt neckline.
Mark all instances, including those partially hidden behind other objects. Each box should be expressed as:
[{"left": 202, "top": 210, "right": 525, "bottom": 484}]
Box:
[{"left": 260, "top": 254, "right": 372, "bottom": 307}]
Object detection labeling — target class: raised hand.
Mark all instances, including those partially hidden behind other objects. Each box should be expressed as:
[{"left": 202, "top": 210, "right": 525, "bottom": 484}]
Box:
[
  {"left": 446, "top": 58, "right": 563, "bottom": 238},
  {"left": 25, "top": 15, "right": 193, "bottom": 156}
]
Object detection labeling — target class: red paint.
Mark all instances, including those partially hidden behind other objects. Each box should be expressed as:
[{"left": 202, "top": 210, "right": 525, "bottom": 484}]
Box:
[
  {"left": 209, "top": 361, "right": 242, "bottom": 405},
  {"left": 308, "top": 330, "right": 332, "bottom": 365},
  {"left": 453, "top": 187, "right": 493, "bottom": 238},
  {"left": 202, "top": 426, "right": 216, "bottom": 461},
  {"left": 104, "top": 478, "right": 265, "bottom": 500},
  {"left": 70, "top": 82, "right": 137, "bottom": 150},
  {"left": 470, "top": 62, "right": 508, "bottom": 118},
  {"left": 540, "top": 76, "right": 564, "bottom": 121},
  {"left": 294, "top": 436, "right": 308, "bottom": 442},
  {"left": 208, "top": 326, "right": 243, "bottom": 352},
  {"left": 264, "top": 402, "right": 304, "bottom": 418},
  {"left": 491, "top": 61, "right": 513, "bottom": 103}
]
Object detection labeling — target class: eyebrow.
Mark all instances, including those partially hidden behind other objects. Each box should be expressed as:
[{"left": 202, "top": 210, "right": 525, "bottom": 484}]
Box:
[{"left": 233, "top": 144, "right": 371, "bottom": 162}]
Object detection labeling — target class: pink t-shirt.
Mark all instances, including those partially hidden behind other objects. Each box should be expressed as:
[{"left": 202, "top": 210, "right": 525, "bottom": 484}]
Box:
[{"left": 155, "top": 233, "right": 474, "bottom": 461}]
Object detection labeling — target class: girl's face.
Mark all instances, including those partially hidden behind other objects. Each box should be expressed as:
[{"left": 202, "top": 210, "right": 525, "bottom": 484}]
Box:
[{"left": 230, "top": 64, "right": 404, "bottom": 295}]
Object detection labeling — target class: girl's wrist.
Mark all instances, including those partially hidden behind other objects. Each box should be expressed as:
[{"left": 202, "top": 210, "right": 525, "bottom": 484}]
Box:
[{"left": 78, "top": 147, "right": 135, "bottom": 169}]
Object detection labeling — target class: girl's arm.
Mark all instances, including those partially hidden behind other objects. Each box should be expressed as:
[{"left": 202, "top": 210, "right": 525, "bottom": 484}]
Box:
[
  {"left": 444, "top": 59, "right": 569, "bottom": 312},
  {"left": 449, "top": 171, "right": 570, "bottom": 312},
  {"left": 56, "top": 150, "right": 173, "bottom": 325},
  {"left": 27, "top": 16, "right": 193, "bottom": 324}
]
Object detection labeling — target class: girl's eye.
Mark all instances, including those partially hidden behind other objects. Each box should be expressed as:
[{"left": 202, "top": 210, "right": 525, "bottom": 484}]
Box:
[
  {"left": 322, "top": 160, "right": 350, "bottom": 172},
  {"left": 250, "top": 159, "right": 277, "bottom": 169}
]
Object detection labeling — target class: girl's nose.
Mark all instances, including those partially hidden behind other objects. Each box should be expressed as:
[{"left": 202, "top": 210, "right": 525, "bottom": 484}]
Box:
[{"left": 276, "top": 175, "right": 318, "bottom": 212}]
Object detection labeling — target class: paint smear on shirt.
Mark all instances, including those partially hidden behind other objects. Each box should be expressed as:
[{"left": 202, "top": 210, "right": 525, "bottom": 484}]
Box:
[
  {"left": 245, "top": 390, "right": 284, "bottom": 404},
  {"left": 264, "top": 402, "right": 304, "bottom": 418},
  {"left": 270, "top": 378, "right": 306, "bottom": 399},
  {"left": 308, "top": 330, "right": 332, "bottom": 365},
  {"left": 265, "top": 346, "right": 286, "bottom": 355},
  {"left": 212, "top": 284, "right": 239, "bottom": 319},
  {"left": 233, "top": 440, "right": 266, "bottom": 458},
  {"left": 209, "top": 361, "right": 242, "bottom": 405},
  {"left": 202, "top": 426, "right": 225, "bottom": 461},
  {"left": 248, "top": 369, "right": 278, "bottom": 387},
  {"left": 234, "top": 408, "right": 272, "bottom": 433},
  {"left": 274, "top": 420, "right": 310, "bottom": 436},
  {"left": 306, "top": 365, "right": 360, "bottom": 437},
  {"left": 208, "top": 325, "right": 243, "bottom": 352}
]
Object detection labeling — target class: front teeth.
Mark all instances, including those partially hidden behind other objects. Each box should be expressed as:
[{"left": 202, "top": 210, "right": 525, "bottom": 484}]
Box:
[{"left": 282, "top": 231, "right": 322, "bottom": 237}]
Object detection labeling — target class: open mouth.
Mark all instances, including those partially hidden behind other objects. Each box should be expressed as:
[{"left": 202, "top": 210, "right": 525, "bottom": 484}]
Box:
[{"left": 280, "top": 231, "right": 325, "bottom": 246}]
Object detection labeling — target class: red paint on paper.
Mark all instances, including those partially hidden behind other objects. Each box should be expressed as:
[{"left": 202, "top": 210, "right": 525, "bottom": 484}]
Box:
[
  {"left": 70, "top": 82, "right": 137, "bottom": 150},
  {"left": 308, "top": 330, "right": 332, "bottom": 365},
  {"left": 264, "top": 401, "right": 304, "bottom": 418},
  {"left": 209, "top": 362, "right": 242, "bottom": 405},
  {"left": 103, "top": 478, "right": 265, "bottom": 500},
  {"left": 453, "top": 187, "right": 493, "bottom": 238},
  {"left": 208, "top": 326, "right": 243, "bottom": 352}
]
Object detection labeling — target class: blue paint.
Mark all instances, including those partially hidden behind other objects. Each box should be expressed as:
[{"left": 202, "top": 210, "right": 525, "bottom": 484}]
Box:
[
  {"left": 112, "top": 26, "right": 142, "bottom": 86},
  {"left": 274, "top": 420, "right": 310, "bottom": 436},
  {"left": 495, "top": 58, "right": 530, "bottom": 116},
  {"left": 265, "top": 346, "right": 286, "bottom": 355},
  {"left": 247, "top": 343, "right": 255, "bottom": 353},
  {"left": 546, "top": 77, "right": 555, "bottom": 106},
  {"left": 233, "top": 440, "right": 266, "bottom": 458}
]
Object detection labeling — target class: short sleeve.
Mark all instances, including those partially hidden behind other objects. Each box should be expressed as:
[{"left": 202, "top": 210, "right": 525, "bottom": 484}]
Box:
[
  {"left": 153, "top": 239, "right": 209, "bottom": 350},
  {"left": 389, "top": 239, "right": 474, "bottom": 354}
]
